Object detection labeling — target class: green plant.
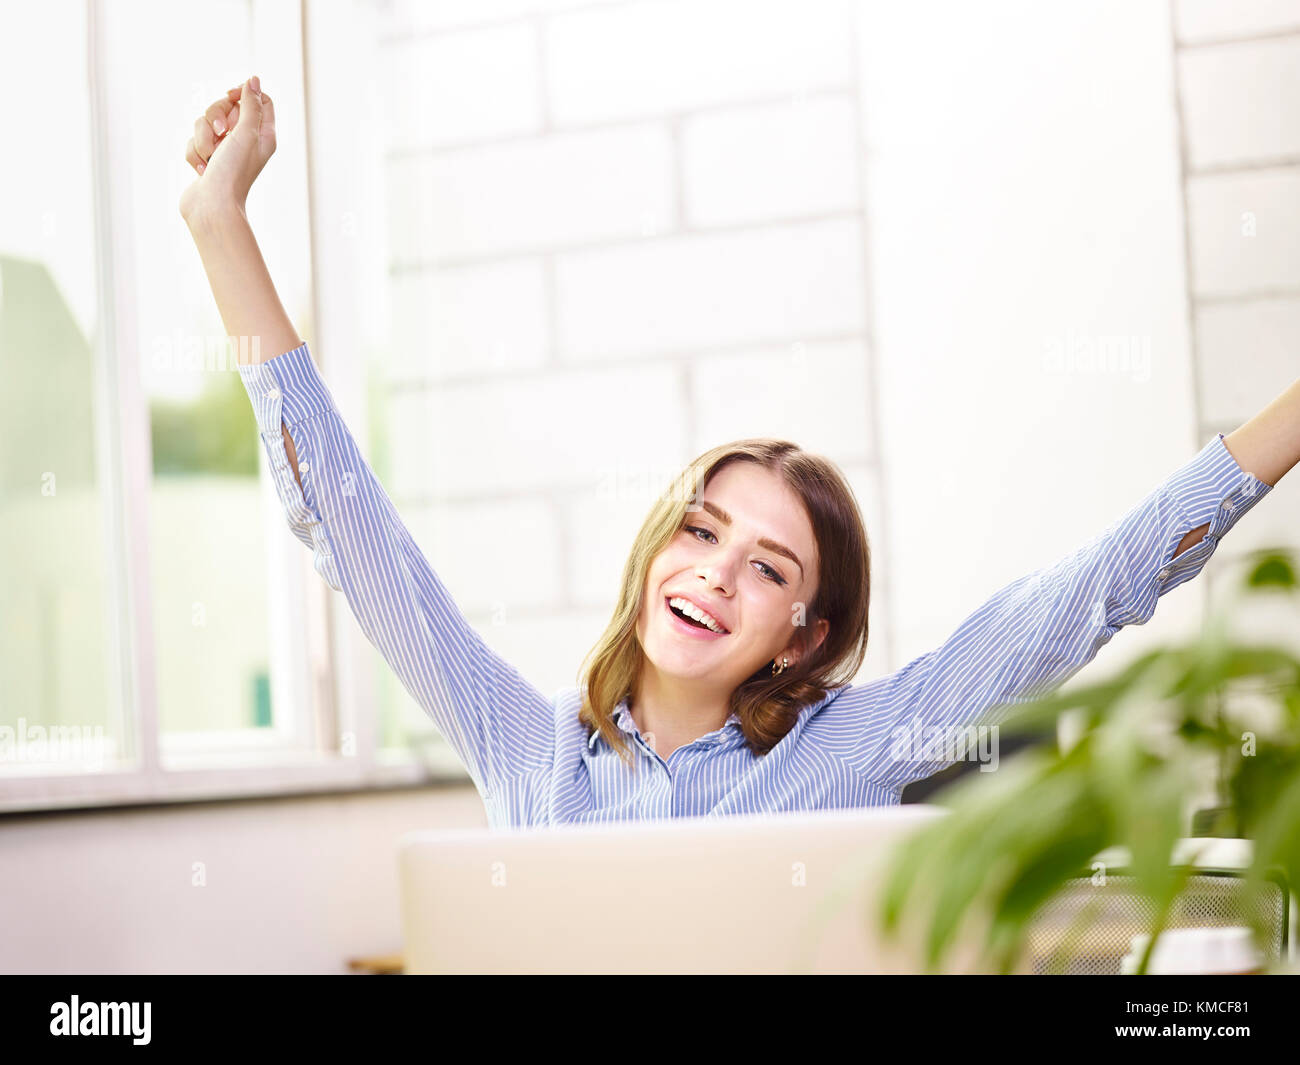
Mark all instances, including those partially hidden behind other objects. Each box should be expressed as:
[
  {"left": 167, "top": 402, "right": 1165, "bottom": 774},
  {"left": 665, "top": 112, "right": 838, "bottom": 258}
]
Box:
[{"left": 877, "top": 547, "right": 1300, "bottom": 974}]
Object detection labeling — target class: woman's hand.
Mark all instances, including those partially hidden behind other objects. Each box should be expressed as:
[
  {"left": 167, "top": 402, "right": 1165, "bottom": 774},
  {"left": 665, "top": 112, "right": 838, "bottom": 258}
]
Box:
[{"left": 180, "top": 75, "right": 277, "bottom": 225}]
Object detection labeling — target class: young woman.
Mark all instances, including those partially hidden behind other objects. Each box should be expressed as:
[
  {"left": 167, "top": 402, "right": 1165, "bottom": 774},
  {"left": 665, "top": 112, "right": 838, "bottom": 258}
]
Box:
[{"left": 183, "top": 78, "right": 1299, "bottom": 829}]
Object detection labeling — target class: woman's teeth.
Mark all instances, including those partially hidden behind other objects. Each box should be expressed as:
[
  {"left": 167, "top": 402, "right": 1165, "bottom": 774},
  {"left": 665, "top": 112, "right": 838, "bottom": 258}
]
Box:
[{"left": 667, "top": 596, "right": 727, "bottom": 634}]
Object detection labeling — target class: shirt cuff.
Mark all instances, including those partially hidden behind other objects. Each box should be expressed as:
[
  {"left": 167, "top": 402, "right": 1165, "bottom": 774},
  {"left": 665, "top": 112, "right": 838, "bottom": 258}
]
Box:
[
  {"left": 1163, "top": 432, "right": 1273, "bottom": 544},
  {"left": 236, "top": 341, "right": 336, "bottom": 434}
]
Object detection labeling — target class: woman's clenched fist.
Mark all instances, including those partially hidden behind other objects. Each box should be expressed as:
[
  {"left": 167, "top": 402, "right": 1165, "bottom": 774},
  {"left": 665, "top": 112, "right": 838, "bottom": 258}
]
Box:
[{"left": 179, "top": 75, "right": 277, "bottom": 224}]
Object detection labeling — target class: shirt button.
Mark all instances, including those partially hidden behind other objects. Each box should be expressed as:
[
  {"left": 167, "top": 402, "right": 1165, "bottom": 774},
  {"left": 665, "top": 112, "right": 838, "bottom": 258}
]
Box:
[
  {"left": 1158, "top": 568, "right": 1170, "bottom": 580},
  {"left": 266, "top": 387, "right": 281, "bottom": 400},
  {"left": 298, "top": 461, "right": 310, "bottom": 473},
  {"left": 1221, "top": 500, "right": 1235, "bottom": 512}
]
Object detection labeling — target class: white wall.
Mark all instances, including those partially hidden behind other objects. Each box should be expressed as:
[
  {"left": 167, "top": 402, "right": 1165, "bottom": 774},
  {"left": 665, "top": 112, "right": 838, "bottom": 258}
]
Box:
[
  {"left": 375, "top": 0, "right": 897, "bottom": 704},
  {"left": 859, "top": 0, "right": 1205, "bottom": 671},
  {"left": 373, "top": 0, "right": 1300, "bottom": 712},
  {"left": 859, "top": 0, "right": 1299, "bottom": 676},
  {"left": 0, "top": 785, "right": 486, "bottom": 974},
  {"left": 1175, "top": 0, "right": 1300, "bottom": 637}
]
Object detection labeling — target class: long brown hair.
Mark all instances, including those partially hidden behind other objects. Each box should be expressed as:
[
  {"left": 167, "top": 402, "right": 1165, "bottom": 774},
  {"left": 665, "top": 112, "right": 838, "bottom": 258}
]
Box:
[{"left": 576, "top": 438, "right": 872, "bottom": 766}]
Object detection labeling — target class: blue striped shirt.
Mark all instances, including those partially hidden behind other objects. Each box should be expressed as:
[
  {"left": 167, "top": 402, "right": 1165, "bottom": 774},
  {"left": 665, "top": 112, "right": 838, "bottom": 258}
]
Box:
[{"left": 238, "top": 343, "right": 1273, "bottom": 829}]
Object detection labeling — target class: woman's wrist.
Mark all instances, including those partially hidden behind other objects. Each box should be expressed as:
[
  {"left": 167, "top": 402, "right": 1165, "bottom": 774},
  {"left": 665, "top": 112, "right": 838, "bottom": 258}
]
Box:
[
  {"left": 182, "top": 196, "right": 301, "bottom": 362},
  {"left": 183, "top": 196, "right": 247, "bottom": 241}
]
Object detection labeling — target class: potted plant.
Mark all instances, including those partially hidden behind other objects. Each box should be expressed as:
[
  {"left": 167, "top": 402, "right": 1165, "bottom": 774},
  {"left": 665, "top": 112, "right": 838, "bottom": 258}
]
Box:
[{"left": 877, "top": 547, "right": 1300, "bottom": 975}]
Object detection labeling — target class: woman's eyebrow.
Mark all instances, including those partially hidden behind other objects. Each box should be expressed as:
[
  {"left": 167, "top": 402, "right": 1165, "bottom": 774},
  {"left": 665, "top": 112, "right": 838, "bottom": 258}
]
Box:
[{"left": 697, "top": 500, "right": 804, "bottom": 579}]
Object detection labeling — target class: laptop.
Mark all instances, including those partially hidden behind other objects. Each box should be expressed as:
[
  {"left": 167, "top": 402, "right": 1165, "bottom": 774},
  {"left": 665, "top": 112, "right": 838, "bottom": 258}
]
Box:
[{"left": 397, "top": 803, "right": 970, "bottom": 974}]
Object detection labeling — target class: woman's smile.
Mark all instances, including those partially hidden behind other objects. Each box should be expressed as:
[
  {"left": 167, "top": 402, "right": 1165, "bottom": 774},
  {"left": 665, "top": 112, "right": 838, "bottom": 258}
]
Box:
[{"left": 663, "top": 595, "right": 730, "bottom": 639}]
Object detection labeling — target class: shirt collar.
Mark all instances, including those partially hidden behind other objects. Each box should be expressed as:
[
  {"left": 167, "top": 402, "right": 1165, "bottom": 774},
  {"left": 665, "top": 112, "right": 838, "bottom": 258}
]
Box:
[
  {"left": 584, "top": 685, "right": 849, "bottom": 752},
  {"left": 587, "top": 699, "right": 742, "bottom": 751}
]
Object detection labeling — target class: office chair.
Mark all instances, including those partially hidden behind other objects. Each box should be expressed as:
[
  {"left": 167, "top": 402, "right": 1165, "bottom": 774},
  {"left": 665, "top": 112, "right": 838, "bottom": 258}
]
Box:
[{"left": 1022, "top": 840, "right": 1291, "bottom": 975}]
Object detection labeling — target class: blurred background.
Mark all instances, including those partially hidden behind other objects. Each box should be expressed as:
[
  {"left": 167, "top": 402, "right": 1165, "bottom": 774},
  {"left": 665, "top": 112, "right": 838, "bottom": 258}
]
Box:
[{"left": 0, "top": 0, "right": 1297, "bottom": 972}]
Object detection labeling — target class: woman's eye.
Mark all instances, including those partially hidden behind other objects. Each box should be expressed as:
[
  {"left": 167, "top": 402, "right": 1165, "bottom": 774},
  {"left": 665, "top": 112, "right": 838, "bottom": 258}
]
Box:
[{"left": 684, "top": 526, "right": 785, "bottom": 585}]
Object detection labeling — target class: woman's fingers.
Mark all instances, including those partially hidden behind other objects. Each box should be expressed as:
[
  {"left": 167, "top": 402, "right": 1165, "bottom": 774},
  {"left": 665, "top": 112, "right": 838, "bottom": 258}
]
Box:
[
  {"left": 204, "top": 97, "right": 237, "bottom": 139},
  {"left": 185, "top": 81, "right": 266, "bottom": 176},
  {"left": 185, "top": 138, "right": 204, "bottom": 175},
  {"left": 260, "top": 92, "right": 275, "bottom": 137},
  {"left": 234, "top": 79, "right": 263, "bottom": 136},
  {"left": 193, "top": 115, "right": 216, "bottom": 163},
  {"left": 193, "top": 92, "right": 242, "bottom": 165}
]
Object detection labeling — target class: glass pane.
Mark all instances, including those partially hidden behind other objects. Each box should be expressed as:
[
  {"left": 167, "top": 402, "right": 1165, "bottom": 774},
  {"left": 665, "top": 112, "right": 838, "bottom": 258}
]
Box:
[
  {"left": 108, "top": 0, "right": 315, "bottom": 745},
  {"left": 0, "top": 0, "right": 124, "bottom": 774}
]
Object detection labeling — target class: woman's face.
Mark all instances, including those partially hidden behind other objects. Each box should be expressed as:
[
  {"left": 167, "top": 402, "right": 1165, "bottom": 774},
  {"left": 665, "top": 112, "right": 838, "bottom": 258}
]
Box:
[{"left": 635, "top": 462, "right": 829, "bottom": 693}]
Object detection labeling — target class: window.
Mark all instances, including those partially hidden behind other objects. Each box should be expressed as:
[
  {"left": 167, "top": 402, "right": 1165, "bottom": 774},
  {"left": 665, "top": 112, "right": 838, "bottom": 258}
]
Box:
[
  {"left": 0, "top": 0, "right": 122, "bottom": 778},
  {"left": 0, "top": 0, "right": 443, "bottom": 813}
]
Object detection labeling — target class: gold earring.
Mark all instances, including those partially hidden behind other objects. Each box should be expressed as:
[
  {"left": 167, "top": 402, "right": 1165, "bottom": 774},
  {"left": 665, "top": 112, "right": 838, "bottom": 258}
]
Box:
[{"left": 772, "top": 656, "right": 789, "bottom": 676}]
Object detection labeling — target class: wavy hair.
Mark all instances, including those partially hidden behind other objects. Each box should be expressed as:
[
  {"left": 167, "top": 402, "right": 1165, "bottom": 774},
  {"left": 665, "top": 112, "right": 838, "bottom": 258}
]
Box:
[{"left": 576, "top": 438, "right": 872, "bottom": 767}]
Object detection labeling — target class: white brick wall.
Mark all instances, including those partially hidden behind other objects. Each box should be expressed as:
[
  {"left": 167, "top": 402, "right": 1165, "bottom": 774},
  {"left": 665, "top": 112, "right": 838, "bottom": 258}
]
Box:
[
  {"left": 1175, "top": 0, "right": 1300, "bottom": 657},
  {"left": 1175, "top": 0, "right": 1300, "bottom": 43},
  {"left": 689, "top": 339, "right": 873, "bottom": 463},
  {"left": 681, "top": 95, "right": 861, "bottom": 225},
  {"left": 404, "top": 496, "right": 564, "bottom": 615},
  {"left": 371, "top": 0, "right": 884, "bottom": 718},
  {"left": 1186, "top": 168, "right": 1300, "bottom": 296},
  {"left": 379, "top": 0, "right": 620, "bottom": 37},
  {"left": 388, "top": 259, "right": 550, "bottom": 381},
  {"left": 544, "top": 0, "right": 856, "bottom": 124},
  {"left": 1179, "top": 36, "right": 1300, "bottom": 168},
  {"left": 386, "top": 362, "right": 688, "bottom": 499},
  {"left": 363, "top": 0, "right": 1299, "bottom": 744},
  {"left": 555, "top": 219, "right": 867, "bottom": 359},
  {"left": 566, "top": 484, "right": 663, "bottom": 608},
  {"left": 382, "top": 22, "right": 542, "bottom": 151},
  {"left": 388, "top": 124, "right": 674, "bottom": 263},
  {"left": 1196, "top": 298, "right": 1300, "bottom": 425},
  {"left": 476, "top": 609, "right": 621, "bottom": 698},
  {"left": 1175, "top": 1, "right": 1300, "bottom": 455}
]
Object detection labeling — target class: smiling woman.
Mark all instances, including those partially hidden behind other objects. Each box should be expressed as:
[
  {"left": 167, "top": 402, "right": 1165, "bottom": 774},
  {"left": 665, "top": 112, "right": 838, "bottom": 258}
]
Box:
[
  {"left": 209, "top": 342, "right": 1280, "bottom": 828},
  {"left": 180, "top": 73, "right": 1288, "bottom": 830},
  {"left": 581, "top": 440, "right": 871, "bottom": 765}
]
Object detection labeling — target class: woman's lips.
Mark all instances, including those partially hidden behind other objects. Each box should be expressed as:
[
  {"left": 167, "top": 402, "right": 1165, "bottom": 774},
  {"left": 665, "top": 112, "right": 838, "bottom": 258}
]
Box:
[{"left": 664, "top": 595, "right": 728, "bottom": 639}]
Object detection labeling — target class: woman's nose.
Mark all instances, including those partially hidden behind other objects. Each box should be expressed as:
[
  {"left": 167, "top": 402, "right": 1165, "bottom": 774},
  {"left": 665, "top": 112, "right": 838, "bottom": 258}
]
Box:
[{"left": 697, "top": 556, "right": 735, "bottom": 590}]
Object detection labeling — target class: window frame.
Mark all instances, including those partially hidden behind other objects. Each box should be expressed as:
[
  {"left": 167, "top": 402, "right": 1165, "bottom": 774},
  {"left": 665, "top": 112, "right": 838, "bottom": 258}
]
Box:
[{"left": 0, "top": 0, "right": 463, "bottom": 817}]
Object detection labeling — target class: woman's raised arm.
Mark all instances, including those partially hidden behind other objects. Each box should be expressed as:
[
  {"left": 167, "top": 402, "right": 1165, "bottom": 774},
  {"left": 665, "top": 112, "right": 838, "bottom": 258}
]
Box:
[
  {"left": 180, "top": 78, "right": 558, "bottom": 802},
  {"left": 829, "top": 431, "right": 1276, "bottom": 793},
  {"left": 181, "top": 79, "right": 301, "bottom": 360},
  {"left": 1220, "top": 376, "right": 1300, "bottom": 491}
]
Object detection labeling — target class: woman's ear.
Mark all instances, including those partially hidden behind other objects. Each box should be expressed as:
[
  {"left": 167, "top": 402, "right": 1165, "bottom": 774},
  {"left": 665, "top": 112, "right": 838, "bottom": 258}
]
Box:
[
  {"left": 810, "top": 617, "right": 830, "bottom": 655},
  {"left": 780, "top": 617, "right": 829, "bottom": 669}
]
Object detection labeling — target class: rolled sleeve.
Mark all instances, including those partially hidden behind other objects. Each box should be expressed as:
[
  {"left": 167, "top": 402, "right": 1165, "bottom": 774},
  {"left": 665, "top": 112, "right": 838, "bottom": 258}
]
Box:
[
  {"left": 1150, "top": 432, "right": 1273, "bottom": 597},
  {"left": 238, "top": 343, "right": 342, "bottom": 591},
  {"left": 834, "top": 433, "right": 1274, "bottom": 792}
]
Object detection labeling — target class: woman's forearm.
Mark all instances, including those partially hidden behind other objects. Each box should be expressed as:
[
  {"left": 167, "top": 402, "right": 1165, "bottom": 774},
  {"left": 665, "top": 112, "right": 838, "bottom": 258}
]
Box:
[
  {"left": 1222, "top": 376, "right": 1300, "bottom": 489},
  {"left": 185, "top": 202, "right": 307, "bottom": 489},
  {"left": 184, "top": 202, "right": 303, "bottom": 365}
]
